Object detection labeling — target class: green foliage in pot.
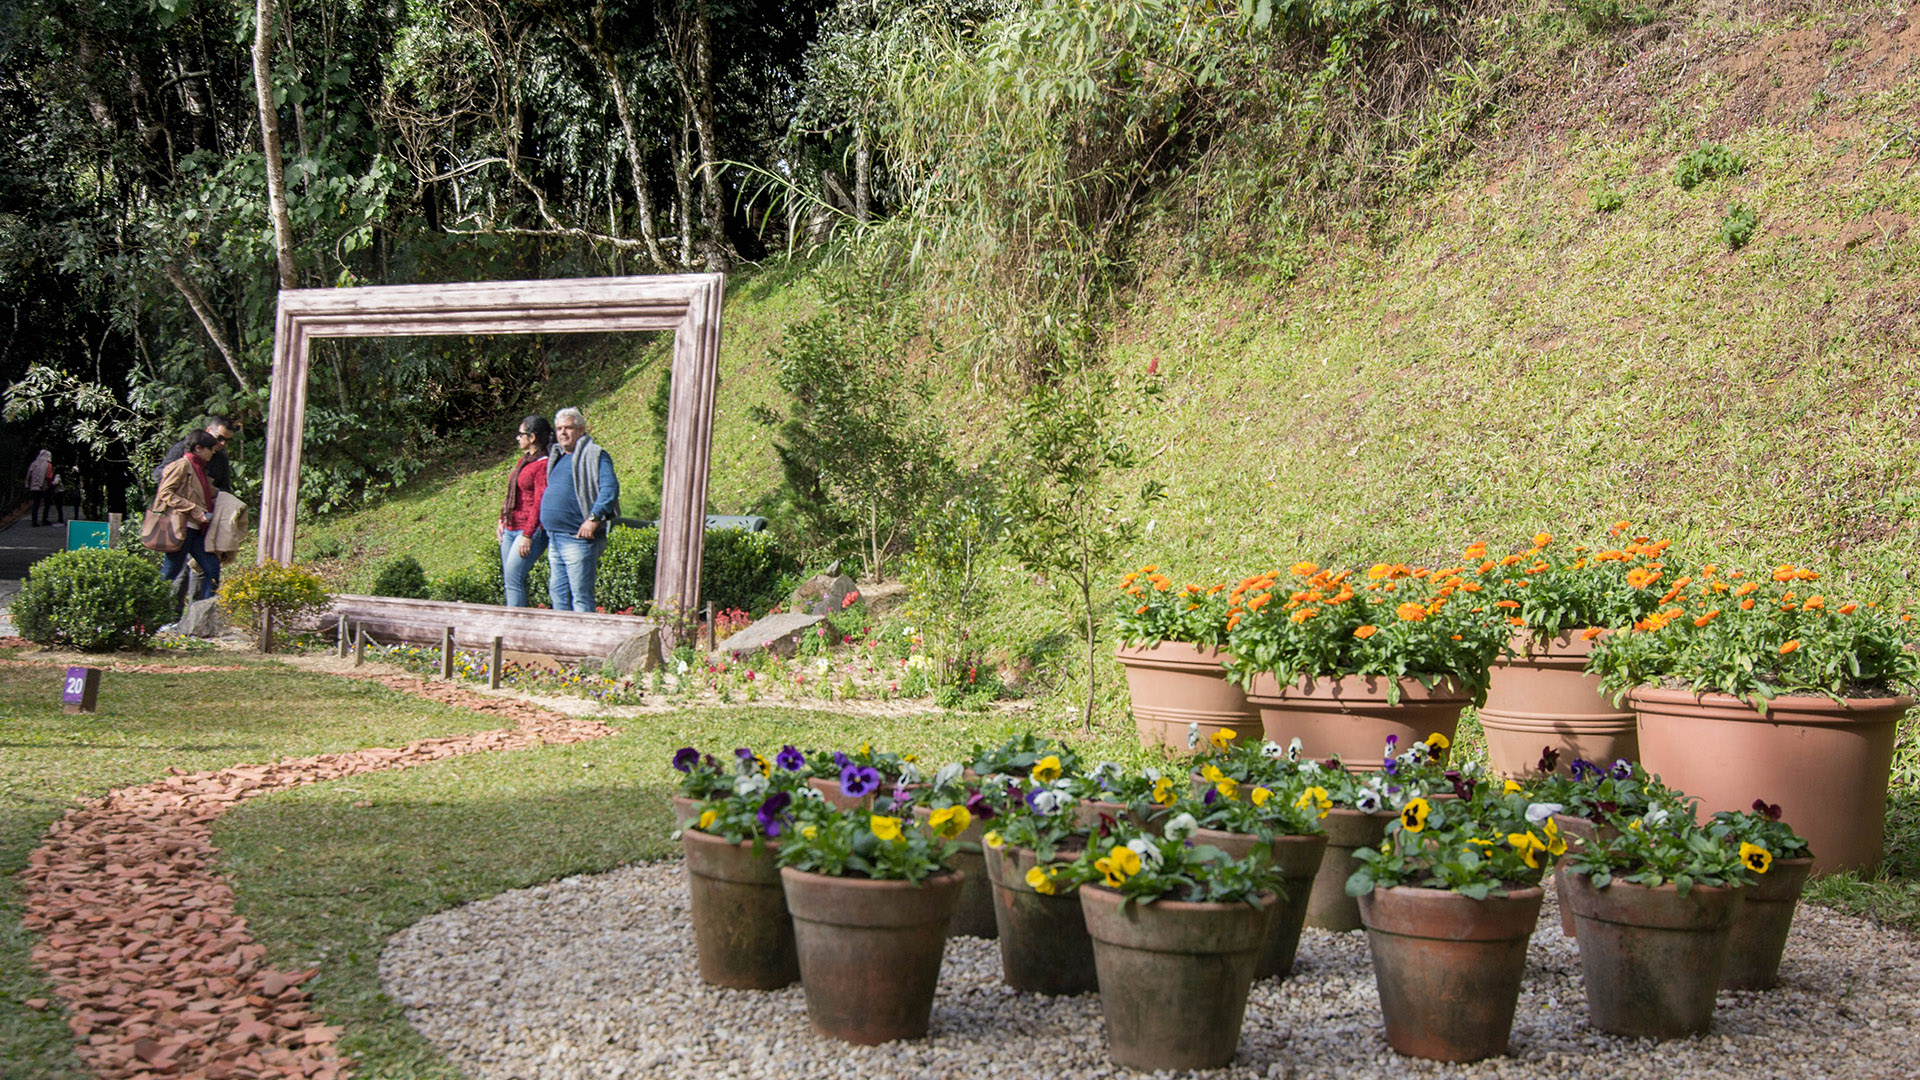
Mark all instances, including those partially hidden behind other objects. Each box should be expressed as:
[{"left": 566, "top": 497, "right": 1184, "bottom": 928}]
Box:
[
  {"left": 1707, "top": 800, "right": 1813, "bottom": 872},
  {"left": 1112, "top": 564, "right": 1233, "bottom": 648},
  {"left": 1182, "top": 768, "right": 1326, "bottom": 839},
  {"left": 1470, "top": 526, "right": 1674, "bottom": 638},
  {"left": 1060, "top": 822, "right": 1280, "bottom": 909},
  {"left": 1345, "top": 782, "right": 1558, "bottom": 900},
  {"left": 776, "top": 805, "right": 965, "bottom": 883},
  {"left": 967, "top": 732, "right": 1083, "bottom": 778},
  {"left": 11, "top": 549, "right": 175, "bottom": 651},
  {"left": 1586, "top": 561, "right": 1920, "bottom": 707},
  {"left": 984, "top": 785, "right": 1091, "bottom": 866},
  {"left": 1566, "top": 809, "right": 1758, "bottom": 896},
  {"left": 1522, "top": 753, "right": 1690, "bottom": 825},
  {"left": 1222, "top": 562, "right": 1508, "bottom": 705}
]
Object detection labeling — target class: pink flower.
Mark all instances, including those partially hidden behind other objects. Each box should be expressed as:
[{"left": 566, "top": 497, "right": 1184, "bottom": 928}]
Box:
[{"left": 1147, "top": 356, "right": 1159, "bottom": 375}]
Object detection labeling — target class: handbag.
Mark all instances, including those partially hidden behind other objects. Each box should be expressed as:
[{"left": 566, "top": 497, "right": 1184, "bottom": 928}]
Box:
[{"left": 140, "top": 511, "right": 184, "bottom": 553}]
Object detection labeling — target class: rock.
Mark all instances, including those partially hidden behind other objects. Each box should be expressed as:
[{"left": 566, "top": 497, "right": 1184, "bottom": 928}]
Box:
[
  {"left": 784, "top": 563, "right": 843, "bottom": 613},
  {"left": 602, "top": 628, "right": 663, "bottom": 678},
  {"left": 177, "top": 599, "right": 225, "bottom": 638},
  {"left": 712, "top": 612, "right": 826, "bottom": 659},
  {"left": 807, "top": 575, "right": 859, "bottom": 617}
]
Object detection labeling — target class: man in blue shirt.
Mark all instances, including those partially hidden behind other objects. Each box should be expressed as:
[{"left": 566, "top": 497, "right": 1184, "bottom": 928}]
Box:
[{"left": 538, "top": 407, "right": 620, "bottom": 612}]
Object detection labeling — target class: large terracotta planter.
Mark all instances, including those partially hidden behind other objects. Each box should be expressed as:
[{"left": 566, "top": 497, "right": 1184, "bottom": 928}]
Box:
[
  {"left": 1191, "top": 827, "right": 1328, "bottom": 979},
  {"left": 911, "top": 805, "right": 997, "bottom": 938},
  {"left": 1245, "top": 673, "right": 1469, "bottom": 770},
  {"left": 983, "top": 844, "right": 1099, "bottom": 995},
  {"left": 1562, "top": 872, "right": 1745, "bottom": 1039},
  {"left": 1357, "top": 885, "right": 1545, "bottom": 1062},
  {"left": 1116, "top": 642, "right": 1262, "bottom": 752},
  {"left": 1722, "top": 857, "right": 1813, "bottom": 991},
  {"left": 670, "top": 794, "right": 704, "bottom": 830},
  {"left": 1080, "top": 884, "right": 1274, "bottom": 1071},
  {"left": 1306, "top": 808, "right": 1396, "bottom": 931},
  {"left": 681, "top": 829, "right": 799, "bottom": 989},
  {"left": 807, "top": 775, "right": 875, "bottom": 812},
  {"left": 1479, "top": 629, "right": 1637, "bottom": 779},
  {"left": 1631, "top": 686, "right": 1912, "bottom": 873},
  {"left": 780, "top": 866, "right": 963, "bottom": 1044}
]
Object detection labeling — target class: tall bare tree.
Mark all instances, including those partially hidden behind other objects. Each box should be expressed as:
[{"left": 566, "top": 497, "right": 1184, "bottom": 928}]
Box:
[{"left": 252, "top": 0, "right": 300, "bottom": 291}]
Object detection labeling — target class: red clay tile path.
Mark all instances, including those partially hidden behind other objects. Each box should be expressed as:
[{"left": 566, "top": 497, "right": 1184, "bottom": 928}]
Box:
[{"left": 20, "top": 672, "right": 619, "bottom": 1080}]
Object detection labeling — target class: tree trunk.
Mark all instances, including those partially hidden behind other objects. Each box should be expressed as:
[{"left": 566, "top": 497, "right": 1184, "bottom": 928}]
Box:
[
  {"left": 673, "top": 110, "right": 695, "bottom": 268},
  {"left": 597, "top": 48, "right": 671, "bottom": 270},
  {"left": 687, "top": 0, "right": 732, "bottom": 271},
  {"left": 251, "top": 0, "right": 300, "bottom": 291},
  {"left": 853, "top": 121, "right": 872, "bottom": 224},
  {"left": 162, "top": 263, "right": 252, "bottom": 391}
]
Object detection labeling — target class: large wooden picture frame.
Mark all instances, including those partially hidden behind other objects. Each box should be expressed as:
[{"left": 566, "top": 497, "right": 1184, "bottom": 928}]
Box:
[{"left": 258, "top": 273, "right": 724, "bottom": 615}]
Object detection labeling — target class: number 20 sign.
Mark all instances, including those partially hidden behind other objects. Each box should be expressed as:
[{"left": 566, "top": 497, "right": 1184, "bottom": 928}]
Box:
[{"left": 62, "top": 666, "right": 100, "bottom": 714}]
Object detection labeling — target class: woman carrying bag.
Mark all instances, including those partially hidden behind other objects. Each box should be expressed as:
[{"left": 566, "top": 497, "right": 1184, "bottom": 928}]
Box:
[{"left": 153, "top": 431, "right": 223, "bottom": 601}]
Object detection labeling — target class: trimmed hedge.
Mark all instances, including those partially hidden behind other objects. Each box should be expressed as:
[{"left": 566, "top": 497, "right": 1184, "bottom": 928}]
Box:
[{"left": 11, "top": 549, "right": 176, "bottom": 651}]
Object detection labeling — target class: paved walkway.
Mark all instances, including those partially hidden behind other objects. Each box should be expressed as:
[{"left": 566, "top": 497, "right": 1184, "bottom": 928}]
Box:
[{"left": 0, "top": 513, "right": 74, "bottom": 635}]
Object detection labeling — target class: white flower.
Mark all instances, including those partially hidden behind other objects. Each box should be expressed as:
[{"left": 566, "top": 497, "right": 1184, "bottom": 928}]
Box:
[
  {"left": 1525, "top": 802, "right": 1564, "bottom": 825},
  {"left": 1300, "top": 759, "right": 1322, "bottom": 774},
  {"left": 1287, "top": 737, "right": 1304, "bottom": 762},
  {"left": 1643, "top": 806, "right": 1671, "bottom": 828},
  {"left": 1407, "top": 743, "right": 1429, "bottom": 766},
  {"left": 1031, "top": 789, "right": 1069, "bottom": 815},
  {"left": 734, "top": 773, "right": 769, "bottom": 797},
  {"left": 676, "top": 659, "right": 689, "bottom": 674},
  {"left": 1186, "top": 722, "right": 1201, "bottom": 749},
  {"left": 811, "top": 656, "right": 832, "bottom": 674},
  {"left": 1354, "top": 790, "right": 1383, "bottom": 813},
  {"left": 934, "top": 762, "right": 964, "bottom": 789},
  {"left": 898, "top": 761, "right": 923, "bottom": 785},
  {"left": 1260, "top": 740, "right": 1285, "bottom": 759},
  {"left": 1163, "top": 812, "right": 1199, "bottom": 842},
  {"left": 1126, "top": 836, "right": 1165, "bottom": 869},
  {"left": 799, "top": 785, "right": 824, "bottom": 801},
  {"left": 1141, "top": 766, "right": 1163, "bottom": 783}
]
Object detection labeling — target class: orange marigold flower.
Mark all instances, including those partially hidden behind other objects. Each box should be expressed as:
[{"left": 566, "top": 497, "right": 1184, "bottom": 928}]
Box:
[
  {"left": 1459, "top": 582, "right": 1482, "bottom": 593},
  {"left": 1290, "top": 607, "right": 1320, "bottom": 623},
  {"left": 1150, "top": 574, "right": 1172, "bottom": 591},
  {"left": 1136, "top": 605, "right": 1149, "bottom": 615},
  {"left": 1802, "top": 595, "right": 1825, "bottom": 611},
  {"left": 1396, "top": 602, "right": 1427, "bottom": 622},
  {"left": 1772, "top": 565, "right": 1798, "bottom": 582},
  {"left": 1450, "top": 634, "right": 1463, "bottom": 640},
  {"left": 1291, "top": 561, "right": 1319, "bottom": 577},
  {"left": 1463, "top": 542, "right": 1488, "bottom": 559},
  {"left": 1532, "top": 531, "right": 1553, "bottom": 548},
  {"left": 1478, "top": 560, "right": 1497, "bottom": 574},
  {"left": 1529, "top": 561, "right": 1550, "bottom": 574},
  {"left": 1625, "top": 568, "right": 1660, "bottom": 589},
  {"left": 1610, "top": 519, "right": 1630, "bottom": 535},
  {"left": 1839, "top": 602, "right": 1857, "bottom": 614},
  {"left": 1499, "top": 554, "right": 1524, "bottom": 567},
  {"left": 1779, "top": 640, "right": 1801, "bottom": 655},
  {"left": 1495, "top": 600, "right": 1521, "bottom": 609},
  {"left": 1247, "top": 593, "right": 1272, "bottom": 611},
  {"left": 1732, "top": 581, "right": 1759, "bottom": 597},
  {"left": 1367, "top": 563, "right": 1394, "bottom": 581},
  {"left": 1740, "top": 598, "right": 1755, "bottom": 610},
  {"left": 1509, "top": 616, "right": 1526, "bottom": 626},
  {"left": 1693, "top": 609, "right": 1720, "bottom": 627},
  {"left": 1227, "top": 613, "right": 1242, "bottom": 631},
  {"left": 1354, "top": 625, "right": 1379, "bottom": 639},
  {"left": 1579, "top": 627, "right": 1606, "bottom": 641}
]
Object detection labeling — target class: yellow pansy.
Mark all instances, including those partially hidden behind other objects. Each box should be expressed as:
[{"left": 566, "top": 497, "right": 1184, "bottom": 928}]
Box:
[
  {"left": 1095, "top": 844, "right": 1142, "bottom": 887},
  {"left": 1031, "top": 755, "right": 1063, "bottom": 783},
  {"left": 1543, "top": 818, "right": 1567, "bottom": 857},
  {"left": 697, "top": 809, "right": 718, "bottom": 831},
  {"left": 1425, "top": 732, "right": 1451, "bottom": 752},
  {"left": 1210, "top": 729, "right": 1238, "bottom": 751},
  {"left": 1215, "top": 777, "right": 1239, "bottom": 801},
  {"left": 1502, "top": 780, "right": 1524, "bottom": 795},
  {"left": 1508, "top": 831, "right": 1546, "bottom": 869},
  {"left": 1199, "top": 764, "right": 1226, "bottom": 784},
  {"left": 871, "top": 815, "right": 902, "bottom": 841},
  {"left": 1740, "top": 842, "right": 1771, "bottom": 874},
  {"left": 1400, "top": 798, "right": 1431, "bottom": 833},
  {"left": 1249, "top": 786, "right": 1273, "bottom": 807},
  {"left": 1151, "top": 777, "right": 1177, "bottom": 806},
  {"left": 1295, "top": 786, "right": 1332, "bottom": 818},
  {"left": 1025, "top": 866, "right": 1057, "bottom": 895},
  {"left": 984, "top": 830, "right": 1004, "bottom": 849},
  {"left": 929, "top": 805, "right": 973, "bottom": 839},
  {"left": 801, "top": 824, "right": 818, "bottom": 840}
]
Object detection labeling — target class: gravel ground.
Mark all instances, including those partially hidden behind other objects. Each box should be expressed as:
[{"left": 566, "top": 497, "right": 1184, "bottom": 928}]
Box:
[{"left": 382, "top": 861, "right": 1920, "bottom": 1080}]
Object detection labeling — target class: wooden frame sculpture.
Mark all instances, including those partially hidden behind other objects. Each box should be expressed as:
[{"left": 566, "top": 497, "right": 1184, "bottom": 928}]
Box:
[{"left": 258, "top": 273, "right": 725, "bottom": 617}]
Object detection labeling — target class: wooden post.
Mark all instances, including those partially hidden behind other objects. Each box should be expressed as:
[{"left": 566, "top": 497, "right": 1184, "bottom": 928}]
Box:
[
  {"left": 353, "top": 624, "right": 366, "bottom": 666},
  {"left": 261, "top": 610, "right": 274, "bottom": 655},
  {"left": 705, "top": 601, "right": 716, "bottom": 651},
  {"left": 489, "top": 636, "right": 503, "bottom": 690},
  {"left": 440, "top": 626, "right": 455, "bottom": 679},
  {"left": 337, "top": 614, "right": 349, "bottom": 656}
]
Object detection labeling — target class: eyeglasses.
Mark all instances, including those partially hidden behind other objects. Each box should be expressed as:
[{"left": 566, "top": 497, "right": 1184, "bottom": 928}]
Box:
[{"left": 517, "top": 431, "right": 532, "bottom": 437}]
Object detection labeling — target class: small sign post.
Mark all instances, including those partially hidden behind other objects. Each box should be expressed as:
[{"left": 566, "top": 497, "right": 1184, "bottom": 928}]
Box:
[{"left": 62, "top": 667, "right": 101, "bottom": 714}]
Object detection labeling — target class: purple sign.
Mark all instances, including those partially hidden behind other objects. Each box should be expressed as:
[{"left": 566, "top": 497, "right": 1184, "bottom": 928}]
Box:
[{"left": 62, "top": 667, "right": 89, "bottom": 704}]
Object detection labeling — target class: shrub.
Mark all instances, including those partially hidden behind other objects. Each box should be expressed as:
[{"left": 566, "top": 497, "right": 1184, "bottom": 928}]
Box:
[
  {"left": 369, "top": 555, "right": 430, "bottom": 599},
  {"left": 218, "top": 561, "right": 332, "bottom": 645},
  {"left": 1674, "top": 144, "right": 1746, "bottom": 191},
  {"left": 1720, "top": 203, "right": 1758, "bottom": 250},
  {"left": 598, "top": 526, "right": 661, "bottom": 614},
  {"left": 702, "top": 528, "right": 794, "bottom": 614},
  {"left": 11, "top": 549, "right": 175, "bottom": 651},
  {"left": 431, "top": 541, "right": 506, "bottom": 605}
]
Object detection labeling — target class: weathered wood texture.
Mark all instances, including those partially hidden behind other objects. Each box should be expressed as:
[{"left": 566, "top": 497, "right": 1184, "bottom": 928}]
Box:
[
  {"left": 260, "top": 274, "right": 726, "bottom": 616},
  {"left": 326, "top": 594, "right": 655, "bottom": 661}
]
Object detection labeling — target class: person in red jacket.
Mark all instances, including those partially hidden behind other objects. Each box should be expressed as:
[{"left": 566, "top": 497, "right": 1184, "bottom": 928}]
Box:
[{"left": 497, "top": 415, "right": 553, "bottom": 606}]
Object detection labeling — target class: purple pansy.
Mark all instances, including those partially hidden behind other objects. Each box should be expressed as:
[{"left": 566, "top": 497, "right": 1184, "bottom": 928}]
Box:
[
  {"left": 1537, "top": 746, "right": 1561, "bottom": 775},
  {"left": 1569, "top": 759, "right": 1600, "bottom": 782},
  {"left": 775, "top": 745, "right": 806, "bottom": 771},
  {"left": 964, "top": 790, "right": 996, "bottom": 821},
  {"left": 1610, "top": 758, "right": 1633, "bottom": 781},
  {"left": 735, "top": 747, "right": 756, "bottom": 763},
  {"left": 756, "top": 791, "right": 792, "bottom": 837},
  {"left": 840, "top": 765, "right": 881, "bottom": 798},
  {"left": 832, "top": 751, "right": 852, "bottom": 770},
  {"left": 1382, "top": 757, "right": 1400, "bottom": 776},
  {"left": 671, "top": 747, "right": 699, "bottom": 773}
]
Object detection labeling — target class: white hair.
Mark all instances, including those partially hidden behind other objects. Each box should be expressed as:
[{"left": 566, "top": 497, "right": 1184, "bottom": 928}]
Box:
[{"left": 554, "top": 407, "right": 586, "bottom": 430}]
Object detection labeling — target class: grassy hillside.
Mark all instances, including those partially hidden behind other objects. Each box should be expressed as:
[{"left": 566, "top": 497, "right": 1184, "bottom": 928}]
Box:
[{"left": 303, "top": 4, "right": 1920, "bottom": 699}]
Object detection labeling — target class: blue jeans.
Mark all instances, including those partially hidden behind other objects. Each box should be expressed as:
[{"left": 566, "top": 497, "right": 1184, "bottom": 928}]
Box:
[
  {"left": 546, "top": 532, "right": 606, "bottom": 612},
  {"left": 160, "top": 526, "right": 220, "bottom": 601},
  {"left": 499, "top": 528, "right": 549, "bottom": 607}
]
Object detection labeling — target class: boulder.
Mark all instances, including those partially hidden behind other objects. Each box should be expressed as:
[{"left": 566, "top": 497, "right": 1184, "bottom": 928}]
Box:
[
  {"left": 714, "top": 612, "right": 827, "bottom": 659},
  {"left": 602, "top": 627, "right": 664, "bottom": 678},
  {"left": 785, "top": 562, "right": 843, "bottom": 613},
  {"left": 808, "top": 574, "right": 860, "bottom": 616},
  {"left": 177, "top": 598, "right": 226, "bottom": 638}
]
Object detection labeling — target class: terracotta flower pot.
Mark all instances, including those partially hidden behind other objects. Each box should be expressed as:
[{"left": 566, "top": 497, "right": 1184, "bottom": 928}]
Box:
[
  {"left": 1562, "top": 872, "right": 1745, "bottom": 1039},
  {"left": 1079, "top": 884, "right": 1275, "bottom": 1071},
  {"left": 910, "top": 805, "right": 997, "bottom": 938},
  {"left": 1630, "top": 686, "right": 1912, "bottom": 873},
  {"left": 983, "top": 844, "right": 1099, "bottom": 995},
  {"left": 1191, "top": 827, "right": 1327, "bottom": 979},
  {"left": 1073, "top": 798, "right": 1148, "bottom": 833},
  {"left": 1245, "top": 672, "right": 1469, "bottom": 770},
  {"left": 681, "top": 829, "right": 799, "bottom": 989},
  {"left": 1722, "top": 856, "right": 1814, "bottom": 991},
  {"left": 806, "top": 775, "right": 875, "bottom": 812},
  {"left": 1116, "top": 642, "right": 1262, "bottom": 752},
  {"left": 1306, "top": 808, "right": 1396, "bottom": 931},
  {"left": 780, "top": 866, "right": 964, "bottom": 1044},
  {"left": 670, "top": 794, "right": 704, "bottom": 830},
  {"left": 1478, "top": 629, "right": 1638, "bottom": 779},
  {"left": 1550, "top": 814, "right": 1614, "bottom": 937},
  {"left": 1357, "top": 885, "right": 1545, "bottom": 1062}
]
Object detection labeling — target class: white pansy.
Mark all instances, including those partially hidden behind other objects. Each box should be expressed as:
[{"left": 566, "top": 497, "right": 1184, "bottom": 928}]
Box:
[
  {"left": 1141, "top": 766, "right": 1163, "bottom": 783},
  {"left": 1287, "top": 737, "right": 1304, "bottom": 762},
  {"left": 1525, "top": 802, "right": 1565, "bottom": 825},
  {"left": 1407, "top": 743, "right": 1429, "bottom": 765},
  {"left": 1094, "top": 761, "right": 1124, "bottom": 782},
  {"left": 734, "top": 773, "right": 769, "bottom": 797},
  {"left": 1031, "top": 789, "right": 1068, "bottom": 815},
  {"left": 1643, "top": 806, "right": 1671, "bottom": 828},
  {"left": 934, "top": 762, "right": 964, "bottom": 789},
  {"left": 1126, "top": 836, "right": 1165, "bottom": 869},
  {"left": 1260, "top": 740, "right": 1285, "bottom": 759},
  {"left": 1354, "top": 790, "right": 1383, "bottom": 813},
  {"left": 798, "top": 785, "right": 824, "bottom": 800},
  {"left": 1163, "top": 812, "right": 1200, "bottom": 842},
  {"left": 898, "top": 761, "right": 923, "bottom": 785},
  {"left": 1187, "top": 722, "right": 1201, "bottom": 749},
  {"left": 1300, "top": 759, "right": 1321, "bottom": 774}
]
